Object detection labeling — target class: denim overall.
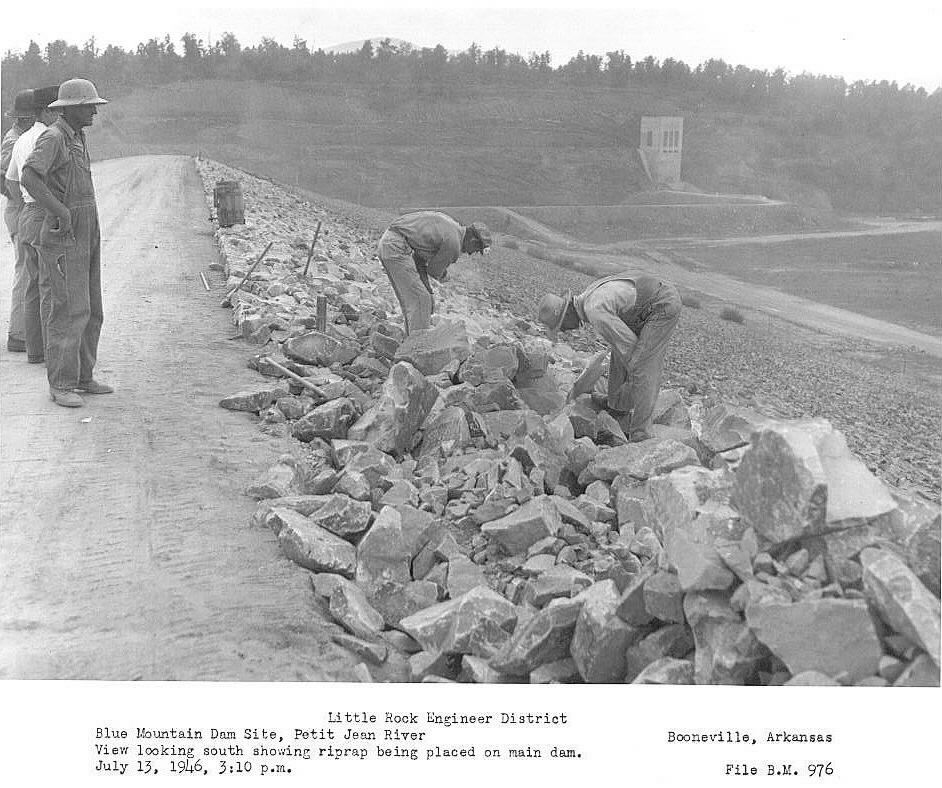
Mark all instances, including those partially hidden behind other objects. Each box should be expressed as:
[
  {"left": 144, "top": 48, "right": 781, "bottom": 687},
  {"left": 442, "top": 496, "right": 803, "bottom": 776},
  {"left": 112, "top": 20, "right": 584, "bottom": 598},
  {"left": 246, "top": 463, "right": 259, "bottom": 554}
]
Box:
[{"left": 36, "top": 126, "right": 102, "bottom": 390}]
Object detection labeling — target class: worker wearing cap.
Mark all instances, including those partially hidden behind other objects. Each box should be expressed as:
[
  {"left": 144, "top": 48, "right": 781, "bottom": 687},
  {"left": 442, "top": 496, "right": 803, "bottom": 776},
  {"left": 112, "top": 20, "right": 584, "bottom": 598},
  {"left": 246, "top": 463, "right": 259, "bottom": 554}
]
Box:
[
  {"left": 21, "top": 78, "right": 112, "bottom": 408},
  {"left": 538, "top": 273, "right": 681, "bottom": 443},
  {"left": 377, "top": 210, "right": 491, "bottom": 333},
  {"left": 6, "top": 86, "right": 61, "bottom": 364},
  {"left": 2, "top": 89, "right": 36, "bottom": 353}
]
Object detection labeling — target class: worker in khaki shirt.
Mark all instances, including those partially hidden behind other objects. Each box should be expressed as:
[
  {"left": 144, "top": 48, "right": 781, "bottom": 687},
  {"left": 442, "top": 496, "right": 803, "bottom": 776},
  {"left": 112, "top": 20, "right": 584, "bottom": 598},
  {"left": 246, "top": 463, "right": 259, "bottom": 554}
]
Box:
[
  {"left": 377, "top": 211, "right": 491, "bottom": 333},
  {"left": 538, "top": 273, "right": 681, "bottom": 442},
  {"left": 6, "top": 85, "right": 61, "bottom": 363},
  {"left": 21, "top": 79, "right": 112, "bottom": 408},
  {"left": 2, "top": 89, "right": 36, "bottom": 353}
]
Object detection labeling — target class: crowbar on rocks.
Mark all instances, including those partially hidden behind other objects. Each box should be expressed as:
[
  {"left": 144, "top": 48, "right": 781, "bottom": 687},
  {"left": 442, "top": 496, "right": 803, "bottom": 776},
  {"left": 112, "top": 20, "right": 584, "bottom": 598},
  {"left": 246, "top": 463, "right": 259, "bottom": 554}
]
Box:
[
  {"left": 265, "top": 358, "right": 328, "bottom": 399},
  {"left": 302, "top": 221, "right": 323, "bottom": 278},
  {"left": 221, "top": 241, "right": 274, "bottom": 307}
]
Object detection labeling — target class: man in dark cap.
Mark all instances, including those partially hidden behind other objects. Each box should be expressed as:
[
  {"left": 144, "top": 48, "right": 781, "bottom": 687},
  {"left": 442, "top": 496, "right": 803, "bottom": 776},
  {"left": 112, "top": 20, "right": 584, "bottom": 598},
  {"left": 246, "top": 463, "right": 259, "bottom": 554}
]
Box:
[
  {"left": 2, "top": 89, "right": 36, "bottom": 352},
  {"left": 537, "top": 272, "right": 681, "bottom": 443},
  {"left": 6, "top": 86, "right": 61, "bottom": 363},
  {"left": 377, "top": 210, "right": 491, "bottom": 333},
  {"left": 21, "top": 78, "right": 111, "bottom": 408}
]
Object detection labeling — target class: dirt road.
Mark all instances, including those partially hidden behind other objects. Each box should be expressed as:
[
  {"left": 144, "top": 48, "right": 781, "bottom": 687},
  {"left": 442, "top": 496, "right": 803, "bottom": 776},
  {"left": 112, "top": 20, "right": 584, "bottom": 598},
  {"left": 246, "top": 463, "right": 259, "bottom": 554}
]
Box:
[{"left": 0, "top": 155, "right": 356, "bottom": 680}]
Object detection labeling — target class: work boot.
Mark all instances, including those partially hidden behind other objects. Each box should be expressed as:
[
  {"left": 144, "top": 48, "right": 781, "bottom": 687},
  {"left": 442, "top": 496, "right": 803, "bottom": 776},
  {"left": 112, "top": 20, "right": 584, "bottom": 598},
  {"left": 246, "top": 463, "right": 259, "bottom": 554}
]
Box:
[
  {"left": 7, "top": 336, "right": 25, "bottom": 352},
  {"left": 75, "top": 379, "right": 114, "bottom": 394},
  {"left": 50, "top": 388, "right": 84, "bottom": 408}
]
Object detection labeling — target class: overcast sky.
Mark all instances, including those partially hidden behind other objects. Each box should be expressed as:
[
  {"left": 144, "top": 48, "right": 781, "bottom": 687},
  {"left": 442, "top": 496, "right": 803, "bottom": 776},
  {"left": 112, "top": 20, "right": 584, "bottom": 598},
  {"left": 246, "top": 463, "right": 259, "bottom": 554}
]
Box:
[{"left": 2, "top": 1, "right": 939, "bottom": 90}]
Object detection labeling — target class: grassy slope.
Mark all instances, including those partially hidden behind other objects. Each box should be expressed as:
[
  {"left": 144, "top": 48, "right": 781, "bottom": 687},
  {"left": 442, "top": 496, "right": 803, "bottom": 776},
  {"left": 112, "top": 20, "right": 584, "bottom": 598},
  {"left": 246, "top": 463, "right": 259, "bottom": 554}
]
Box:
[{"left": 88, "top": 78, "right": 859, "bottom": 217}]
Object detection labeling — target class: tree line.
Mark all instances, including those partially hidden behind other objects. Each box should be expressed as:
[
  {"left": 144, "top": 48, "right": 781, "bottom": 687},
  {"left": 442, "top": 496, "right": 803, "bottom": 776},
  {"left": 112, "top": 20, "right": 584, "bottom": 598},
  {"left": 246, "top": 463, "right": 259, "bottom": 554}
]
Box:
[{"left": 2, "top": 32, "right": 938, "bottom": 126}]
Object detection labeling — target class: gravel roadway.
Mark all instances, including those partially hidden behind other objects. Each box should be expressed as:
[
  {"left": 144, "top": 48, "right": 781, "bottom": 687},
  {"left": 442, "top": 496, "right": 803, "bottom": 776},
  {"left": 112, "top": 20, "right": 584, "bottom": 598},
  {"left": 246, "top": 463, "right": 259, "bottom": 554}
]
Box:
[{"left": 0, "top": 155, "right": 357, "bottom": 680}]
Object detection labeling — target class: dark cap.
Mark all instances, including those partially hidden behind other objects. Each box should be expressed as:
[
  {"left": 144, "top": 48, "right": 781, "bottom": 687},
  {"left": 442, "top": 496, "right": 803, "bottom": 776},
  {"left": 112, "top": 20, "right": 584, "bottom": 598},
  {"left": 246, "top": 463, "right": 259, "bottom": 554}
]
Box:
[
  {"left": 33, "top": 86, "right": 60, "bottom": 110},
  {"left": 6, "top": 89, "right": 34, "bottom": 118}
]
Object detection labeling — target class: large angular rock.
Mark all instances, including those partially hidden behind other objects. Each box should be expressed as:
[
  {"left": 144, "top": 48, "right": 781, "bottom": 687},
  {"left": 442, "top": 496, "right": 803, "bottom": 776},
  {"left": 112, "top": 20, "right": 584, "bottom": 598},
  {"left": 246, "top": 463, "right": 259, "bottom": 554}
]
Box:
[
  {"left": 570, "top": 580, "right": 638, "bottom": 683},
  {"left": 733, "top": 420, "right": 829, "bottom": 544},
  {"left": 308, "top": 494, "right": 373, "bottom": 539},
  {"left": 652, "top": 388, "right": 690, "bottom": 428},
  {"left": 860, "top": 548, "right": 940, "bottom": 667},
  {"left": 482, "top": 495, "right": 561, "bottom": 555},
  {"left": 624, "top": 624, "right": 694, "bottom": 682},
  {"left": 524, "top": 565, "right": 594, "bottom": 607},
  {"left": 345, "top": 449, "right": 396, "bottom": 490},
  {"left": 734, "top": 419, "right": 899, "bottom": 545},
  {"left": 510, "top": 436, "right": 566, "bottom": 491},
  {"left": 482, "top": 409, "right": 544, "bottom": 441},
  {"left": 516, "top": 374, "right": 567, "bottom": 416},
  {"left": 220, "top": 385, "right": 289, "bottom": 413},
  {"left": 369, "top": 579, "right": 439, "bottom": 626},
  {"left": 492, "top": 597, "right": 582, "bottom": 675},
  {"left": 446, "top": 556, "right": 489, "bottom": 598},
  {"left": 468, "top": 380, "right": 526, "bottom": 413},
  {"left": 643, "top": 571, "right": 685, "bottom": 623},
  {"left": 816, "top": 429, "right": 898, "bottom": 526},
  {"left": 246, "top": 459, "right": 301, "bottom": 499},
  {"left": 700, "top": 403, "right": 766, "bottom": 455},
  {"left": 355, "top": 506, "right": 413, "bottom": 592},
  {"left": 684, "top": 592, "right": 764, "bottom": 685},
  {"left": 578, "top": 439, "right": 699, "bottom": 485},
  {"left": 458, "top": 344, "right": 519, "bottom": 385},
  {"left": 611, "top": 475, "right": 652, "bottom": 532},
  {"left": 284, "top": 329, "right": 360, "bottom": 366},
  {"left": 291, "top": 397, "right": 357, "bottom": 442},
  {"left": 278, "top": 512, "right": 357, "bottom": 578},
  {"left": 419, "top": 406, "right": 472, "bottom": 458},
  {"left": 647, "top": 466, "right": 734, "bottom": 544},
  {"left": 745, "top": 597, "right": 881, "bottom": 683},
  {"left": 398, "top": 586, "right": 518, "bottom": 658},
  {"left": 631, "top": 657, "right": 694, "bottom": 684},
  {"left": 667, "top": 529, "right": 736, "bottom": 592},
  {"left": 905, "top": 509, "right": 941, "bottom": 598},
  {"left": 348, "top": 362, "right": 438, "bottom": 455},
  {"left": 530, "top": 658, "right": 582, "bottom": 684},
  {"left": 394, "top": 322, "right": 471, "bottom": 375},
  {"left": 328, "top": 578, "right": 385, "bottom": 640}
]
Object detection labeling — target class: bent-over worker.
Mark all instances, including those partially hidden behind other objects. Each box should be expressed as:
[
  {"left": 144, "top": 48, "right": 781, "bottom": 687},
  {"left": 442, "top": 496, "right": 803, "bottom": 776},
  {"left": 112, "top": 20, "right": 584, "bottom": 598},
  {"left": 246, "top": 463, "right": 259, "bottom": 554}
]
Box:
[
  {"left": 377, "top": 210, "right": 491, "bottom": 333},
  {"left": 21, "top": 78, "right": 112, "bottom": 408},
  {"left": 538, "top": 273, "right": 681, "bottom": 443}
]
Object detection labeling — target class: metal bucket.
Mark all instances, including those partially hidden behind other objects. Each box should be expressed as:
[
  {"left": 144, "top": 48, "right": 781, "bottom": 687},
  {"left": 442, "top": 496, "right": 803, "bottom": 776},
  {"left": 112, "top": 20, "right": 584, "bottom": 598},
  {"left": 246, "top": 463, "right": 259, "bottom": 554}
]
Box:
[{"left": 213, "top": 180, "right": 245, "bottom": 228}]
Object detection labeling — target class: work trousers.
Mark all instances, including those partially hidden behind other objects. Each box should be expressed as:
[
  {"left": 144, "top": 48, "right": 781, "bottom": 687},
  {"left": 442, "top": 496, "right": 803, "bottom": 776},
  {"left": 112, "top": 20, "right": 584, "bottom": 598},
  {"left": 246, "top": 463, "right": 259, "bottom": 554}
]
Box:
[
  {"left": 607, "top": 282, "right": 681, "bottom": 435},
  {"left": 378, "top": 229, "right": 433, "bottom": 334},
  {"left": 5, "top": 202, "right": 26, "bottom": 342},
  {"left": 18, "top": 203, "right": 47, "bottom": 360},
  {"left": 37, "top": 201, "right": 103, "bottom": 390}
]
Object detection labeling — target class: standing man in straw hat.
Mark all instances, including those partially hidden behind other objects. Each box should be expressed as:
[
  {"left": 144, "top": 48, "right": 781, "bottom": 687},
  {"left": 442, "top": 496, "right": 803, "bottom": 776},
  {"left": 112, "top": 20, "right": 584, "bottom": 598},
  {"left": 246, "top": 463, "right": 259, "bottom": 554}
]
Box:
[
  {"left": 6, "top": 86, "right": 61, "bottom": 364},
  {"left": 537, "top": 272, "right": 681, "bottom": 443},
  {"left": 21, "top": 78, "right": 111, "bottom": 408},
  {"left": 2, "top": 89, "right": 36, "bottom": 353},
  {"left": 377, "top": 210, "right": 491, "bottom": 334}
]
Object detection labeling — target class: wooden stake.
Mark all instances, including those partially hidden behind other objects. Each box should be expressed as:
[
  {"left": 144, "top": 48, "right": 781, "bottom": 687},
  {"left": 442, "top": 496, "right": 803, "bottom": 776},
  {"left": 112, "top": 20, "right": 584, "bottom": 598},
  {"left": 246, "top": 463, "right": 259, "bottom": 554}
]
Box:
[
  {"left": 302, "top": 221, "right": 323, "bottom": 278},
  {"left": 221, "top": 241, "right": 273, "bottom": 307},
  {"left": 265, "top": 359, "right": 327, "bottom": 399},
  {"left": 199, "top": 271, "right": 210, "bottom": 291}
]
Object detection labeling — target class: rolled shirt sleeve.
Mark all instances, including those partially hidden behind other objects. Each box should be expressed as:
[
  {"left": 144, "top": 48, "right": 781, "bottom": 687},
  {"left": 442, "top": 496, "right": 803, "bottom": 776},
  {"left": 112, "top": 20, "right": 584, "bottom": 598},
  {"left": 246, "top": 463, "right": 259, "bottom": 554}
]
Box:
[{"left": 582, "top": 281, "right": 640, "bottom": 368}]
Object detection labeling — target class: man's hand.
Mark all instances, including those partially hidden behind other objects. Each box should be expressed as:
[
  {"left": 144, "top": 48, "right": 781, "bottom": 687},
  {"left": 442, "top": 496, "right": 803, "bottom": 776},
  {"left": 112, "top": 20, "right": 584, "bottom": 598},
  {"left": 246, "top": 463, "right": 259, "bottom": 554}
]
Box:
[{"left": 50, "top": 209, "right": 74, "bottom": 239}]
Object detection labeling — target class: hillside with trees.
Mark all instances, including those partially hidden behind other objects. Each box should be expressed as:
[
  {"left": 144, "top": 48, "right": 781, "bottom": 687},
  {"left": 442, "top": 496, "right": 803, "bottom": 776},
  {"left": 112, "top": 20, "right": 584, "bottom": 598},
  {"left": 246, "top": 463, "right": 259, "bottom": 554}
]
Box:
[{"left": 2, "top": 34, "right": 939, "bottom": 215}]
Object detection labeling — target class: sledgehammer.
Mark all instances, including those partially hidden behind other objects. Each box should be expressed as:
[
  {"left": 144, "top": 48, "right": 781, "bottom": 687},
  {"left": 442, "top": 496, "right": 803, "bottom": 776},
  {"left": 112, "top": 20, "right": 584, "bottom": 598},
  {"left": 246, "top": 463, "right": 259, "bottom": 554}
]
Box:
[{"left": 221, "top": 241, "right": 274, "bottom": 308}]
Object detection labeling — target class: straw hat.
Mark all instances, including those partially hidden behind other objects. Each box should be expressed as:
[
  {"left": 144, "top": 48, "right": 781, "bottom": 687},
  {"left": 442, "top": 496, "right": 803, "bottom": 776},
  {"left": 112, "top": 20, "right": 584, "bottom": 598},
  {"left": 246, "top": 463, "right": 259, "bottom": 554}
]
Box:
[{"left": 537, "top": 290, "right": 572, "bottom": 341}]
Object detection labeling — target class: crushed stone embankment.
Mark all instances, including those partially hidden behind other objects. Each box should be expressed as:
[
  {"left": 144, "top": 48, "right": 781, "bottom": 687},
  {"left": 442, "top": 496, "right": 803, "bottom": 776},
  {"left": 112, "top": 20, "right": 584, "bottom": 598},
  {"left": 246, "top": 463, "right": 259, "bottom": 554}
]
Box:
[{"left": 194, "top": 158, "right": 940, "bottom": 686}]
